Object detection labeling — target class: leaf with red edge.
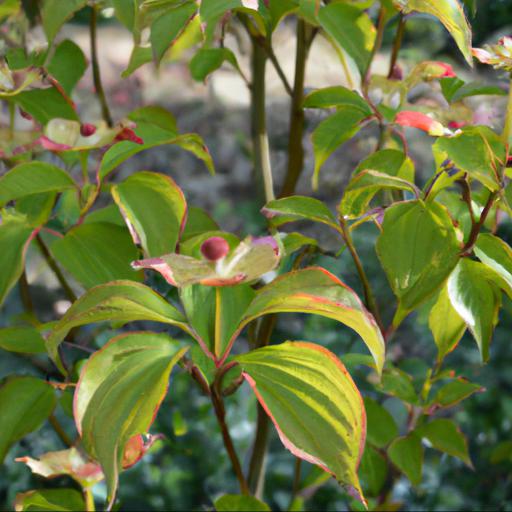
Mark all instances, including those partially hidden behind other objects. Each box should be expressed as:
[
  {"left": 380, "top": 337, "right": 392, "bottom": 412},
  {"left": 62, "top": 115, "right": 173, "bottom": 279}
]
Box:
[
  {"left": 235, "top": 342, "right": 367, "bottom": 505},
  {"left": 230, "top": 267, "right": 385, "bottom": 373},
  {"left": 74, "top": 332, "right": 187, "bottom": 506},
  {"left": 16, "top": 448, "right": 104, "bottom": 488}
]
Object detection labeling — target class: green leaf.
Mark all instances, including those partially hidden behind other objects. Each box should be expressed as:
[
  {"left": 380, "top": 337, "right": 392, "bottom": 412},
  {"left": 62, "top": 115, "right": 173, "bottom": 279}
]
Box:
[
  {"left": 99, "top": 131, "right": 213, "bottom": 180},
  {"left": 14, "top": 489, "right": 85, "bottom": 512},
  {"left": 16, "top": 192, "right": 57, "bottom": 227},
  {"left": 379, "top": 367, "right": 419, "bottom": 404},
  {"left": 359, "top": 445, "right": 388, "bottom": 497},
  {"left": 112, "top": 0, "right": 137, "bottom": 30},
  {"left": 46, "top": 280, "right": 189, "bottom": 371},
  {"left": 15, "top": 87, "right": 78, "bottom": 124},
  {"left": 429, "top": 285, "right": 466, "bottom": 363},
  {"left": 215, "top": 494, "right": 270, "bottom": 512},
  {"left": 312, "top": 107, "right": 368, "bottom": 189},
  {"left": 151, "top": 2, "right": 198, "bottom": 62},
  {"left": 441, "top": 78, "right": 506, "bottom": 103},
  {"left": 0, "top": 212, "right": 34, "bottom": 306},
  {"left": 416, "top": 419, "right": 472, "bottom": 466},
  {"left": 475, "top": 233, "right": 512, "bottom": 298},
  {"left": 47, "top": 39, "right": 87, "bottom": 95},
  {"left": 180, "top": 284, "right": 255, "bottom": 360},
  {"left": 0, "top": 376, "right": 56, "bottom": 462},
  {"left": 303, "top": 86, "right": 371, "bottom": 114},
  {"left": 75, "top": 332, "right": 188, "bottom": 505},
  {"left": 354, "top": 149, "right": 415, "bottom": 182},
  {"left": 340, "top": 170, "right": 419, "bottom": 219},
  {"left": 50, "top": 222, "right": 142, "bottom": 289},
  {"left": 376, "top": 200, "right": 460, "bottom": 326},
  {"left": 364, "top": 397, "right": 398, "bottom": 449},
  {"left": 0, "top": 162, "right": 75, "bottom": 206},
  {"left": 181, "top": 206, "right": 219, "bottom": 240},
  {"left": 122, "top": 45, "right": 153, "bottom": 77},
  {"left": 447, "top": 259, "right": 501, "bottom": 361},
  {"left": 236, "top": 341, "right": 367, "bottom": 503},
  {"left": 426, "top": 377, "right": 484, "bottom": 411},
  {"left": 41, "top": 0, "right": 87, "bottom": 42},
  {"left": 0, "top": 327, "right": 46, "bottom": 354},
  {"left": 112, "top": 172, "right": 187, "bottom": 257},
  {"left": 388, "top": 433, "right": 423, "bottom": 485},
  {"left": 262, "top": 196, "right": 340, "bottom": 232},
  {"left": 318, "top": 3, "right": 376, "bottom": 74},
  {"left": 395, "top": 0, "right": 472, "bottom": 65},
  {"left": 0, "top": 0, "right": 20, "bottom": 19},
  {"left": 190, "top": 48, "right": 240, "bottom": 82},
  {"left": 433, "top": 127, "right": 506, "bottom": 191},
  {"left": 238, "top": 267, "right": 385, "bottom": 373}
]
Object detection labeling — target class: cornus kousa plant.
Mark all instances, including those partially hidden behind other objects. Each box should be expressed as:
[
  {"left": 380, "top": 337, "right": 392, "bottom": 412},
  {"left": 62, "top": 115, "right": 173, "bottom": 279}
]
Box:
[{"left": 0, "top": 0, "right": 512, "bottom": 510}]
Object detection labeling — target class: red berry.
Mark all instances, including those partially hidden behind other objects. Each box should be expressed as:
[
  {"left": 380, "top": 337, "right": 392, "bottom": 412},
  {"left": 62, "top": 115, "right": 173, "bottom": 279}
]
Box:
[
  {"left": 200, "top": 237, "right": 230, "bottom": 261},
  {"left": 80, "top": 123, "right": 97, "bottom": 136}
]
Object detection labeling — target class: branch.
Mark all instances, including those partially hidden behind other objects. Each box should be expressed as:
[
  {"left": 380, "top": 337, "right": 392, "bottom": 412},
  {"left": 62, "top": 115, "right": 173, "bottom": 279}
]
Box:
[
  {"left": 339, "top": 217, "right": 384, "bottom": 333},
  {"left": 210, "top": 381, "right": 250, "bottom": 495},
  {"left": 387, "top": 14, "right": 406, "bottom": 79},
  {"left": 90, "top": 6, "right": 113, "bottom": 126}
]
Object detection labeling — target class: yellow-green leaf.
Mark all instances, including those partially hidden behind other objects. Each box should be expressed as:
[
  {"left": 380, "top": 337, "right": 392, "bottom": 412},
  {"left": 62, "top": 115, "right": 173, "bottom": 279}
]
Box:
[
  {"left": 236, "top": 267, "right": 385, "bottom": 373},
  {"left": 75, "top": 332, "right": 188, "bottom": 506},
  {"left": 236, "top": 342, "right": 367, "bottom": 504}
]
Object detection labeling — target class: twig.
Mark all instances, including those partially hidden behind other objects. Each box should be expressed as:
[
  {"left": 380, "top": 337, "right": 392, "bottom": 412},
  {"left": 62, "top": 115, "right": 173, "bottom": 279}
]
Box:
[
  {"left": 90, "top": 6, "right": 113, "bottom": 126},
  {"left": 19, "top": 270, "right": 35, "bottom": 318},
  {"left": 339, "top": 217, "right": 384, "bottom": 333},
  {"left": 254, "top": 36, "right": 293, "bottom": 96},
  {"left": 49, "top": 413, "right": 74, "bottom": 448},
  {"left": 387, "top": 14, "right": 406, "bottom": 79},
  {"left": 461, "top": 191, "right": 498, "bottom": 256},
  {"left": 211, "top": 379, "right": 250, "bottom": 495},
  {"left": 35, "top": 234, "right": 77, "bottom": 302},
  {"left": 250, "top": 36, "right": 275, "bottom": 203},
  {"left": 280, "top": 18, "right": 314, "bottom": 198}
]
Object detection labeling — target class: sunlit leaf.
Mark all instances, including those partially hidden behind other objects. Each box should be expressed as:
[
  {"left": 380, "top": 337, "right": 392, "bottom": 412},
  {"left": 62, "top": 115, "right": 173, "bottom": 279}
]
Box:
[
  {"left": 75, "top": 332, "right": 188, "bottom": 505},
  {"left": 236, "top": 341, "right": 367, "bottom": 504}
]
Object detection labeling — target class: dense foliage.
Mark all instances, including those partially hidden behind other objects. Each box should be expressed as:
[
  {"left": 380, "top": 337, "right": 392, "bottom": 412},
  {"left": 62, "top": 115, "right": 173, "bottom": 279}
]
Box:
[{"left": 0, "top": 0, "right": 511, "bottom": 511}]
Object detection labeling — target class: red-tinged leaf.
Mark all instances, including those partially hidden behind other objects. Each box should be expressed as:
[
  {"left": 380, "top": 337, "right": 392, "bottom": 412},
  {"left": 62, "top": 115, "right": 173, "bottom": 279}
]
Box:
[
  {"left": 395, "top": 111, "right": 446, "bottom": 136},
  {"left": 425, "top": 378, "right": 485, "bottom": 413},
  {"left": 416, "top": 419, "right": 472, "bottom": 467},
  {"left": 133, "top": 236, "right": 279, "bottom": 288},
  {"left": 16, "top": 448, "right": 103, "bottom": 488},
  {"left": 46, "top": 281, "right": 190, "bottom": 373},
  {"left": 235, "top": 342, "right": 367, "bottom": 505},
  {"left": 74, "top": 332, "right": 188, "bottom": 506},
  {"left": 228, "top": 267, "right": 385, "bottom": 373}
]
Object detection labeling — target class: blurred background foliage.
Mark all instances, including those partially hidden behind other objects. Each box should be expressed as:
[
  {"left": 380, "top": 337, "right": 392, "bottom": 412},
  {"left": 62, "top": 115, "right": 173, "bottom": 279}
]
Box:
[{"left": 1, "top": 0, "right": 512, "bottom": 510}]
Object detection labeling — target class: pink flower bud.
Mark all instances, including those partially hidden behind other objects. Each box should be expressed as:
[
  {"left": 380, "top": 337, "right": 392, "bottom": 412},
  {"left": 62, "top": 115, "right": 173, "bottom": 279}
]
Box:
[{"left": 200, "top": 237, "right": 230, "bottom": 261}]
